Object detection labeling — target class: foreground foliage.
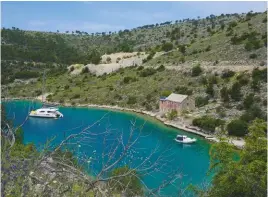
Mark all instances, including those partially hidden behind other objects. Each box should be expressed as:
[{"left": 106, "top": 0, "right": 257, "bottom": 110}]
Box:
[{"left": 194, "top": 119, "right": 267, "bottom": 197}]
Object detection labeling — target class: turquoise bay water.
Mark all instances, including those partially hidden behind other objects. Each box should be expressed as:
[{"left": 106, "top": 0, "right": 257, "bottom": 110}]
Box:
[{"left": 4, "top": 100, "right": 212, "bottom": 196}]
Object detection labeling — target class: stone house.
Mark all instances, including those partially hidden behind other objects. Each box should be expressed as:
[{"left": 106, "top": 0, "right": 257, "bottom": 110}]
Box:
[{"left": 159, "top": 93, "right": 195, "bottom": 114}]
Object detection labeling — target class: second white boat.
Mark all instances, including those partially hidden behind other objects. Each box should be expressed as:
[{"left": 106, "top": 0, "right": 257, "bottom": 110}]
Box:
[{"left": 175, "top": 135, "right": 197, "bottom": 144}]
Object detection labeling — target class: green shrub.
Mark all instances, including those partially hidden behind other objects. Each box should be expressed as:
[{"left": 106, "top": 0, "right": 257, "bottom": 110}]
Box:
[
  {"left": 195, "top": 96, "right": 209, "bottom": 107},
  {"left": 156, "top": 65, "right": 165, "bottom": 72},
  {"left": 167, "top": 109, "right": 177, "bottom": 120},
  {"left": 137, "top": 66, "right": 144, "bottom": 71},
  {"left": 191, "top": 64, "right": 202, "bottom": 76},
  {"left": 252, "top": 68, "right": 267, "bottom": 82},
  {"left": 243, "top": 93, "right": 254, "bottom": 109},
  {"left": 81, "top": 66, "right": 89, "bottom": 73},
  {"left": 229, "top": 82, "right": 242, "bottom": 101},
  {"left": 237, "top": 73, "right": 249, "bottom": 86},
  {"left": 205, "top": 45, "right": 211, "bottom": 51},
  {"left": 240, "top": 104, "right": 266, "bottom": 123},
  {"left": 161, "top": 90, "right": 172, "bottom": 97},
  {"left": 192, "top": 116, "right": 225, "bottom": 132},
  {"left": 161, "top": 42, "right": 173, "bottom": 52},
  {"left": 251, "top": 79, "right": 260, "bottom": 92},
  {"left": 69, "top": 66, "right": 74, "bottom": 72},
  {"left": 227, "top": 119, "right": 248, "bottom": 137},
  {"left": 221, "top": 70, "right": 235, "bottom": 79},
  {"left": 249, "top": 53, "right": 257, "bottom": 59},
  {"left": 106, "top": 56, "right": 111, "bottom": 63},
  {"left": 127, "top": 96, "right": 137, "bottom": 104},
  {"left": 14, "top": 71, "right": 39, "bottom": 79},
  {"left": 34, "top": 90, "right": 42, "bottom": 96},
  {"left": 206, "top": 83, "right": 214, "bottom": 97},
  {"left": 139, "top": 68, "right": 157, "bottom": 77},
  {"left": 72, "top": 94, "right": 80, "bottom": 99},
  {"left": 174, "top": 86, "right": 193, "bottom": 95},
  {"left": 109, "top": 166, "right": 143, "bottom": 196},
  {"left": 123, "top": 76, "right": 134, "bottom": 84}
]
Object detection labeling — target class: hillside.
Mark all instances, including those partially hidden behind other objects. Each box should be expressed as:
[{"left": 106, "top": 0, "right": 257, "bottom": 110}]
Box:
[
  {"left": 1, "top": 11, "right": 267, "bottom": 65},
  {"left": 2, "top": 10, "right": 267, "bottom": 139}
]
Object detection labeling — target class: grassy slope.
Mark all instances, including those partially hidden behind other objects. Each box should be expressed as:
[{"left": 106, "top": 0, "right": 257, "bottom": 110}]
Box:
[{"left": 5, "top": 66, "right": 267, "bottom": 122}]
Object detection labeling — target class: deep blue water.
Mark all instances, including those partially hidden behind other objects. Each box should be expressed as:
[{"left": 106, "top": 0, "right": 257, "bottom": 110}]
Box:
[{"left": 4, "top": 100, "right": 212, "bottom": 196}]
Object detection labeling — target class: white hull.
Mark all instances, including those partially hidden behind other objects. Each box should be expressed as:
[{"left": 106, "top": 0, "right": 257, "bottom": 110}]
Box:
[
  {"left": 175, "top": 139, "right": 197, "bottom": 144},
  {"left": 29, "top": 114, "right": 59, "bottom": 118}
]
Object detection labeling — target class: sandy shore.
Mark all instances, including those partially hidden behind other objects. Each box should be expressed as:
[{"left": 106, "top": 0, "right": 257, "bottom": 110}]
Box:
[{"left": 3, "top": 97, "right": 245, "bottom": 148}]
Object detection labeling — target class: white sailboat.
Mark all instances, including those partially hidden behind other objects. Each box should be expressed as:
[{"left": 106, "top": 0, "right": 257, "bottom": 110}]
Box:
[{"left": 29, "top": 71, "right": 63, "bottom": 118}]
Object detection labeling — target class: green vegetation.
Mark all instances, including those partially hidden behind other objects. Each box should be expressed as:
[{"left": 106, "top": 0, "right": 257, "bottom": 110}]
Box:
[
  {"left": 192, "top": 64, "right": 202, "bottom": 77},
  {"left": 192, "top": 116, "right": 225, "bottom": 132},
  {"left": 229, "top": 82, "right": 242, "bottom": 101},
  {"left": 195, "top": 96, "right": 209, "bottom": 107},
  {"left": 167, "top": 109, "right": 178, "bottom": 120},
  {"left": 203, "top": 119, "right": 267, "bottom": 197},
  {"left": 109, "top": 166, "right": 143, "bottom": 196},
  {"left": 227, "top": 119, "right": 248, "bottom": 136}
]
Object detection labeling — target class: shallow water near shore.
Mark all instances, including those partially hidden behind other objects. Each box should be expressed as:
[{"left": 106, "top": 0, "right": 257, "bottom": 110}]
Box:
[{"left": 4, "top": 100, "right": 212, "bottom": 196}]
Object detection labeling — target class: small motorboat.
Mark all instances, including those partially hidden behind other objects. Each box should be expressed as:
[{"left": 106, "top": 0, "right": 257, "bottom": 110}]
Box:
[{"left": 175, "top": 135, "right": 197, "bottom": 144}]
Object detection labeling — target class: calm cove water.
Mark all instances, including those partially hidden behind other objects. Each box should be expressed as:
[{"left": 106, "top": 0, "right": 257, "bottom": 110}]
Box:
[{"left": 4, "top": 100, "right": 212, "bottom": 196}]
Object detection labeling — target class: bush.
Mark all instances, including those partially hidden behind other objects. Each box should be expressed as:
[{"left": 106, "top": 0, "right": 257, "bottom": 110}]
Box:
[
  {"left": 116, "top": 57, "right": 121, "bottom": 63},
  {"left": 64, "top": 85, "right": 69, "bottom": 90},
  {"left": 72, "top": 94, "right": 80, "bottom": 99},
  {"left": 230, "top": 82, "right": 242, "bottom": 101},
  {"left": 161, "top": 42, "right": 173, "bottom": 52},
  {"left": 221, "top": 70, "right": 235, "bottom": 79},
  {"left": 146, "top": 51, "right": 156, "bottom": 61},
  {"left": 81, "top": 66, "right": 89, "bottom": 73},
  {"left": 167, "top": 109, "right": 177, "bottom": 120},
  {"left": 195, "top": 96, "right": 209, "bottom": 107},
  {"left": 192, "top": 116, "right": 225, "bottom": 132},
  {"left": 69, "top": 66, "right": 74, "bottom": 72},
  {"left": 127, "top": 96, "right": 137, "bottom": 104},
  {"left": 205, "top": 45, "right": 211, "bottom": 51},
  {"left": 161, "top": 90, "right": 172, "bottom": 97},
  {"left": 249, "top": 53, "right": 257, "bottom": 59},
  {"left": 139, "top": 68, "right": 157, "bottom": 77},
  {"left": 175, "top": 86, "right": 193, "bottom": 95},
  {"left": 34, "top": 90, "right": 42, "bottom": 96},
  {"left": 137, "top": 66, "right": 144, "bottom": 71},
  {"left": 156, "top": 65, "right": 165, "bottom": 72},
  {"left": 191, "top": 64, "right": 202, "bottom": 76},
  {"left": 251, "top": 79, "right": 260, "bottom": 92},
  {"left": 252, "top": 68, "right": 267, "bottom": 82},
  {"left": 237, "top": 73, "right": 249, "bottom": 86},
  {"left": 109, "top": 166, "right": 143, "bottom": 196},
  {"left": 123, "top": 76, "right": 133, "bottom": 84},
  {"left": 240, "top": 104, "right": 266, "bottom": 123},
  {"left": 206, "top": 83, "right": 214, "bottom": 97},
  {"left": 243, "top": 93, "right": 254, "bottom": 109},
  {"left": 227, "top": 119, "right": 248, "bottom": 137},
  {"left": 14, "top": 71, "right": 39, "bottom": 79},
  {"left": 106, "top": 56, "right": 111, "bottom": 63}
]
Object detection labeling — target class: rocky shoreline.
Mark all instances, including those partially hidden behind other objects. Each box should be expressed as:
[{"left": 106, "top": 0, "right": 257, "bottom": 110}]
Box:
[{"left": 2, "top": 97, "right": 245, "bottom": 148}]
